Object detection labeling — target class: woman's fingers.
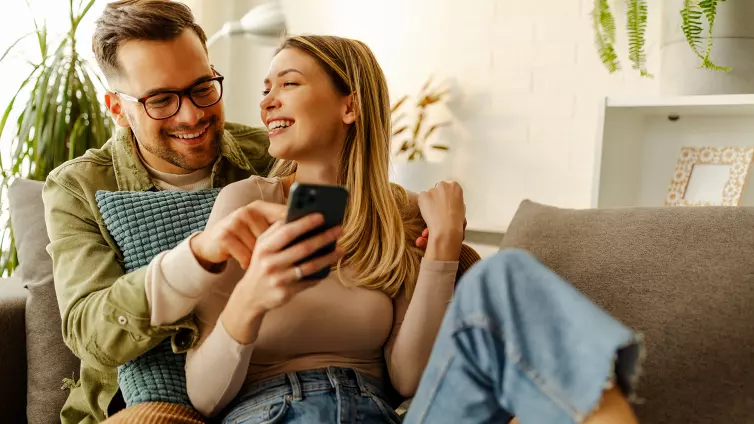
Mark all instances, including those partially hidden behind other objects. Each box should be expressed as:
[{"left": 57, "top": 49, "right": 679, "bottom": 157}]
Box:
[
  {"left": 268, "top": 225, "right": 343, "bottom": 270},
  {"left": 245, "top": 201, "right": 287, "bottom": 226},
  {"left": 224, "top": 235, "right": 254, "bottom": 269},
  {"left": 294, "top": 248, "right": 344, "bottom": 280},
  {"left": 258, "top": 213, "right": 326, "bottom": 253}
]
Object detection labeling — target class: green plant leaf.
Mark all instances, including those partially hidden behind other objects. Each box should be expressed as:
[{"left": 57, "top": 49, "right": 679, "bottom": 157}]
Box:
[
  {"left": 593, "top": 0, "right": 620, "bottom": 73},
  {"left": 698, "top": 0, "right": 731, "bottom": 71},
  {"left": 681, "top": 0, "right": 705, "bottom": 59},
  {"left": 0, "top": 31, "right": 38, "bottom": 64},
  {"left": 392, "top": 125, "right": 408, "bottom": 137},
  {"left": 627, "top": 0, "right": 652, "bottom": 77},
  {"left": 1, "top": 0, "right": 111, "bottom": 277},
  {"left": 431, "top": 145, "right": 449, "bottom": 150}
]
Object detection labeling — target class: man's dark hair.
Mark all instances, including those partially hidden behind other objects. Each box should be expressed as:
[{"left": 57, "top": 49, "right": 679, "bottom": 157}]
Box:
[{"left": 93, "top": 0, "right": 207, "bottom": 79}]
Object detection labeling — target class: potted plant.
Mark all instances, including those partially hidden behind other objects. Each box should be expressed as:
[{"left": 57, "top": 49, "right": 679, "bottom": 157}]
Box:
[
  {"left": 593, "top": 0, "right": 754, "bottom": 94},
  {"left": 390, "top": 76, "right": 451, "bottom": 192},
  {"left": 0, "top": 0, "right": 112, "bottom": 276}
]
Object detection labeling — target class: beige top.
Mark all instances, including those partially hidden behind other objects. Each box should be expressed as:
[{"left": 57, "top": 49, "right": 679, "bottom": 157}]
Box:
[{"left": 144, "top": 176, "right": 459, "bottom": 417}]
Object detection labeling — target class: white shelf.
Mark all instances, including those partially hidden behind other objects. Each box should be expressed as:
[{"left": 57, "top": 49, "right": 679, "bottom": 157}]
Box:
[
  {"left": 605, "top": 94, "right": 754, "bottom": 117},
  {"left": 593, "top": 95, "right": 754, "bottom": 209}
]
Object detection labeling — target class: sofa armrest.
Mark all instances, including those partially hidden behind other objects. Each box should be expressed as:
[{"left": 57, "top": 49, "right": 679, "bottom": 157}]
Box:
[{"left": 0, "top": 276, "right": 28, "bottom": 423}]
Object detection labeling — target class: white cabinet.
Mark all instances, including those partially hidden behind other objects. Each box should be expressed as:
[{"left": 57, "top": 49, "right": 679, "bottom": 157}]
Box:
[{"left": 593, "top": 95, "right": 754, "bottom": 208}]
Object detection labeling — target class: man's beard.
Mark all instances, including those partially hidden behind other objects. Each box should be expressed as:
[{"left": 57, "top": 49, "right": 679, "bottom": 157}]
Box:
[{"left": 137, "top": 115, "right": 223, "bottom": 172}]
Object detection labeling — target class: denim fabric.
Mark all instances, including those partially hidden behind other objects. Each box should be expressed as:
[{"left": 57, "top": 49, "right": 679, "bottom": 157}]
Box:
[
  {"left": 403, "top": 249, "right": 643, "bottom": 424},
  {"left": 220, "top": 367, "right": 402, "bottom": 424}
]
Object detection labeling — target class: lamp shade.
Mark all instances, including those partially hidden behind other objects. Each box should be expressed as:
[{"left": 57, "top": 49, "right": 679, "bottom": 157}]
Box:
[{"left": 206, "top": 1, "right": 286, "bottom": 48}]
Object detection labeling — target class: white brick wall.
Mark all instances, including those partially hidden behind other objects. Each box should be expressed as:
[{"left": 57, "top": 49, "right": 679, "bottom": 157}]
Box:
[{"left": 204, "top": 0, "right": 663, "bottom": 231}]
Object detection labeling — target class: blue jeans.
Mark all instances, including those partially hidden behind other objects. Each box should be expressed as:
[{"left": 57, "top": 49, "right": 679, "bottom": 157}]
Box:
[
  {"left": 404, "top": 249, "right": 643, "bottom": 423},
  {"left": 220, "top": 367, "right": 401, "bottom": 424},
  {"left": 222, "top": 249, "right": 643, "bottom": 423}
]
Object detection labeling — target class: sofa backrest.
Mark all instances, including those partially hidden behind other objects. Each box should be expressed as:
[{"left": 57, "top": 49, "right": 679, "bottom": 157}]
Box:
[
  {"left": 500, "top": 200, "right": 754, "bottom": 424},
  {"left": 9, "top": 178, "right": 79, "bottom": 424}
]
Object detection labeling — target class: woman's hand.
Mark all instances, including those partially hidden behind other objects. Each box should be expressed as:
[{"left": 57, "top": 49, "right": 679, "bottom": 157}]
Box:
[
  {"left": 221, "top": 213, "right": 344, "bottom": 344},
  {"left": 190, "top": 200, "right": 286, "bottom": 270},
  {"left": 417, "top": 181, "right": 466, "bottom": 261}
]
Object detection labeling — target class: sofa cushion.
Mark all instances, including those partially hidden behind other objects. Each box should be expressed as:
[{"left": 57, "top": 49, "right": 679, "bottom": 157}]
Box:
[
  {"left": 8, "top": 178, "right": 80, "bottom": 424},
  {"left": 500, "top": 200, "right": 754, "bottom": 424},
  {"left": 9, "top": 178, "right": 51, "bottom": 281}
]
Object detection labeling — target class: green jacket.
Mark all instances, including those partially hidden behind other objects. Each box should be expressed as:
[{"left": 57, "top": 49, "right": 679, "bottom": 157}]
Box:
[{"left": 42, "top": 122, "right": 273, "bottom": 424}]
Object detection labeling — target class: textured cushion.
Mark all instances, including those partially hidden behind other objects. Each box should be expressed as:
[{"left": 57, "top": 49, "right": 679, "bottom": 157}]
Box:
[
  {"left": 500, "top": 200, "right": 754, "bottom": 424},
  {"left": 9, "top": 178, "right": 80, "bottom": 424},
  {"left": 96, "top": 189, "right": 220, "bottom": 409}
]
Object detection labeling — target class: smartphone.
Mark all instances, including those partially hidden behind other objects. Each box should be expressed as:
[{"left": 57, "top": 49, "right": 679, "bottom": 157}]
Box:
[{"left": 285, "top": 182, "right": 349, "bottom": 280}]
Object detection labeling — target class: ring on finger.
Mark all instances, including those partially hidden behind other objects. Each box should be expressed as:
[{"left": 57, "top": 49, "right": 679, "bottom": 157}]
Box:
[{"left": 293, "top": 266, "right": 303, "bottom": 281}]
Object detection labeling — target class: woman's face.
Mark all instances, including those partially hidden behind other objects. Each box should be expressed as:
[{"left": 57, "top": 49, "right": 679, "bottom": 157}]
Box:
[{"left": 260, "top": 48, "right": 355, "bottom": 162}]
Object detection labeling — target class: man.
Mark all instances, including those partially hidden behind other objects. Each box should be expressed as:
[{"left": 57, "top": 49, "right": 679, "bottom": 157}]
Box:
[{"left": 42, "top": 1, "right": 275, "bottom": 422}]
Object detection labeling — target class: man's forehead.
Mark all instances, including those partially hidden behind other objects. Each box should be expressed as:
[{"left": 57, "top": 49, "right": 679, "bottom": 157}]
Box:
[{"left": 116, "top": 32, "right": 211, "bottom": 94}]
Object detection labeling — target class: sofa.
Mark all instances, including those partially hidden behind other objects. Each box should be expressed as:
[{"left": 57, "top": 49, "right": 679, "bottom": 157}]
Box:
[{"left": 1, "top": 178, "right": 753, "bottom": 423}]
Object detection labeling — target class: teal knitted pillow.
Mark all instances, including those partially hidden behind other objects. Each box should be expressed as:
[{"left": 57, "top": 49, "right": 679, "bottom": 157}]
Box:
[{"left": 95, "top": 188, "right": 220, "bottom": 409}]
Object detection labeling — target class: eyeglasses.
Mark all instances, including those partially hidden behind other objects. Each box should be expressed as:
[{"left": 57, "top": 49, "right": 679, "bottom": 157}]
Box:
[{"left": 114, "top": 71, "right": 225, "bottom": 120}]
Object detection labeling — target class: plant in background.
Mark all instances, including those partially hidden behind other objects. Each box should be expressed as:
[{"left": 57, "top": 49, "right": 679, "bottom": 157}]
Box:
[
  {"left": 593, "top": 0, "right": 730, "bottom": 77},
  {"left": 391, "top": 76, "right": 450, "bottom": 161},
  {"left": 0, "top": 0, "right": 113, "bottom": 276}
]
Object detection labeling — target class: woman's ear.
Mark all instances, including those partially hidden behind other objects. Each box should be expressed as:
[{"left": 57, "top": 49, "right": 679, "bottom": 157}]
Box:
[
  {"left": 342, "top": 94, "right": 356, "bottom": 125},
  {"left": 105, "top": 92, "right": 130, "bottom": 128}
]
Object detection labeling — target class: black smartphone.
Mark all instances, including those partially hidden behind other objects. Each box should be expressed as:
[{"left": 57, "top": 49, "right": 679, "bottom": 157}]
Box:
[{"left": 285, "top": 182, "right": 349, "bottom": 280}]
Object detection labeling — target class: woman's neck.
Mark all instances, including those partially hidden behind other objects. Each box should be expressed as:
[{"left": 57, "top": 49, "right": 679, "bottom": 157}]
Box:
[{"left": 293, "top": 162, "right": 339, "bottom": 186}]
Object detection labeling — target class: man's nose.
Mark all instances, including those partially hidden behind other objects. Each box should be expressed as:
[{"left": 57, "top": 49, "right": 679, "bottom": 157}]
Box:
[{"left": 174, "top": 95, "right": 205, "bottom": 125}]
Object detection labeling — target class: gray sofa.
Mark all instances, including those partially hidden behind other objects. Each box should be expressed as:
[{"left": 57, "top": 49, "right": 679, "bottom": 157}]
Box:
[{"left": 1, "top": 179, "right": 753, "bottom": 423}]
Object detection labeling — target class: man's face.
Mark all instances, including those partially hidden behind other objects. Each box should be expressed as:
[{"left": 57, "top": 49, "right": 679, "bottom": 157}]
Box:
[{"left": 106, "top": 30, "right": 225, "bottom": 174}]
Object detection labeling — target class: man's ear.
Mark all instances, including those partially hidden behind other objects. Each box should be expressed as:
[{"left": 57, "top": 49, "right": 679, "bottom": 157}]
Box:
[
  {"left": 341, "top": 94, "right": 356, "bottom": 125},
  {"left": 105, "top": 92, "right": 130, "bottom": 128}
]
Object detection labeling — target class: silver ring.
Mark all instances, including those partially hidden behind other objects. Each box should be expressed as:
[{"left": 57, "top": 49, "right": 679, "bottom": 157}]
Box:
[{"left": 294, "top": 266, "right": 303, "bottom": 281}]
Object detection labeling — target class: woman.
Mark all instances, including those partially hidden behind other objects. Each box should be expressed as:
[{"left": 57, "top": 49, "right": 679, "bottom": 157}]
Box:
[{"left": 141, "top": 35, "right": 643, "bottom": 423}]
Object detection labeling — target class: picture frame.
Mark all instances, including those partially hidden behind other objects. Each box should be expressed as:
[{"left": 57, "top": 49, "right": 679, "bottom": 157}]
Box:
[{"left": 665, "top": 146, "right": 754, "bottom": 207}]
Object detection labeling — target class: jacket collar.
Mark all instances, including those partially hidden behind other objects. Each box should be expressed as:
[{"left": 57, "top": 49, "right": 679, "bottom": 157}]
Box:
[{"left": 111, "top": 125, "right": 252, "bottom": 191}]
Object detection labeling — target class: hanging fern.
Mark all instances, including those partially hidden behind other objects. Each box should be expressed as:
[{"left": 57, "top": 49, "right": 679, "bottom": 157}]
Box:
[
  {"left": 627, "top": 0, "right": 651, "bottom": 77},
  {"left": 593, "top": 0, "right": 620, "bottom": 73},
  {"left": 594, "top": 0, "right": 730, "bottom": 76},
  {"left": 698, "top": 0, "right": 731, "bottom": 71}
]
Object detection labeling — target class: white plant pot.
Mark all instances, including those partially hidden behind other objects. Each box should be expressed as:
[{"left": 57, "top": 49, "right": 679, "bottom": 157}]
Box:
[
  {"left": 390, "top": 161, "right": 450, "bottom": 193},
  {"left": 661, "top": 0, "right": 754, "bottom": 95}
]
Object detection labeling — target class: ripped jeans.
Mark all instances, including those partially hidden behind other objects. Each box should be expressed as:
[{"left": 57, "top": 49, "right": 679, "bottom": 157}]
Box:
[
  {"left": 403, "top": 249, "right": 643, "bottom": 423},
  {"left": 221, "top": 249, "right": 643, "bottom": 424}
]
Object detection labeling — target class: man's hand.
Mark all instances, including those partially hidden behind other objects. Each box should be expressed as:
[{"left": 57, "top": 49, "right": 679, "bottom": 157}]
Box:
[{"left": 190, "top": 200, "right": 287, "bottom": 271}]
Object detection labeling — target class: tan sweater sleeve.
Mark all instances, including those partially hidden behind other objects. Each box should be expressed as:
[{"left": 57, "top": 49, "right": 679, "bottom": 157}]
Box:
[
  {"left": 145, "top": 233, "right": 230, "bottom": 326},
  {"left": 186, "top": 319, "right": 254, "bottom": 417},
  {"left": 385, "top": 258, "right": 459, "bottom": 396}
]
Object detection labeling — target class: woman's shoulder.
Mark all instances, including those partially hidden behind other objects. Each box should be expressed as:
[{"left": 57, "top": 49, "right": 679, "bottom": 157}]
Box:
[{"left": 220, "top": 176, "right": 286, "bottom": 203}]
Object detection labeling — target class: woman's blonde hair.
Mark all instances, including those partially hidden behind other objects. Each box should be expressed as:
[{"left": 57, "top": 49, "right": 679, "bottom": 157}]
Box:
[{"left": 269, "top": 35, "right": 424, "bottom": 298}]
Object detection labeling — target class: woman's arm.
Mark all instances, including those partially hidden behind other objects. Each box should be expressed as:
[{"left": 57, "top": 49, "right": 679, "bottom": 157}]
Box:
[
  {"left": 385, "top": 233, "right": 462, "bottom": 397},
  {"left": 185, "top": 315, "right": 259, "bottom": 417}
]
